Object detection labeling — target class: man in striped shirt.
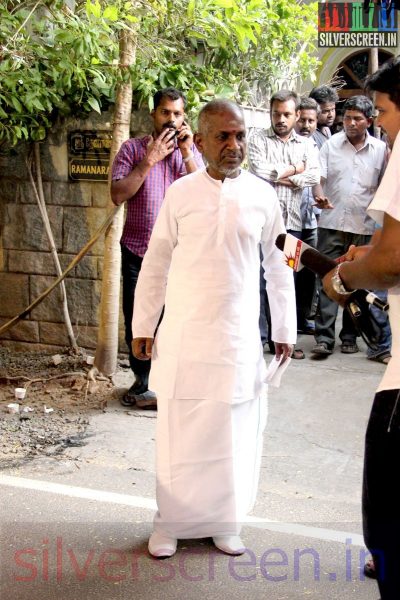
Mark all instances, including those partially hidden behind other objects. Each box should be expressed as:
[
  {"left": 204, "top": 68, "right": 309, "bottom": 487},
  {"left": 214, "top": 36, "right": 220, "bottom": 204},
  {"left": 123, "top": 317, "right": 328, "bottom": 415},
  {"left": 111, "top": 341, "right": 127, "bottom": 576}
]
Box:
[
  {"left": 111, "top": 87, "right": 203, "bottom": 408},
  {"left": 247, "top": 89, "right": 320, "bottom": 234},
  {"left": 247, "top": 89, "right": 319, "bottom": 359}
]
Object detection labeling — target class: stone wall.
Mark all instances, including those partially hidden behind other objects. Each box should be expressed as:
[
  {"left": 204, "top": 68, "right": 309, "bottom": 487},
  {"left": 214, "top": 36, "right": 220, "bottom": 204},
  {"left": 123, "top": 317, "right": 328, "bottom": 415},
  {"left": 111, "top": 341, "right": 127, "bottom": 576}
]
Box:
[{"left": 0, "top": 108, "right": 152, "bottom": 353}]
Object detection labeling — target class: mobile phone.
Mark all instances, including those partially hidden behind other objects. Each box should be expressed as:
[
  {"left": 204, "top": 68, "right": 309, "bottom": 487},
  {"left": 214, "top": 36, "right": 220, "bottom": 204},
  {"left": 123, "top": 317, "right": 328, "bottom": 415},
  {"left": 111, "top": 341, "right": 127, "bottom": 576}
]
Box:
[{"left": 179, "top": 121, "right": 189, "bottom": 142}]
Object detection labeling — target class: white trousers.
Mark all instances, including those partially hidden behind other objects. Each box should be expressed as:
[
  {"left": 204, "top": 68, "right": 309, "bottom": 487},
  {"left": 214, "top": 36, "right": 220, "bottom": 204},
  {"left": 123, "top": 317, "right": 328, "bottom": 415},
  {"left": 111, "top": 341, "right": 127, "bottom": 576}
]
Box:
[{"left": 153, "top": 393, "right": 268, "bottom": 539}]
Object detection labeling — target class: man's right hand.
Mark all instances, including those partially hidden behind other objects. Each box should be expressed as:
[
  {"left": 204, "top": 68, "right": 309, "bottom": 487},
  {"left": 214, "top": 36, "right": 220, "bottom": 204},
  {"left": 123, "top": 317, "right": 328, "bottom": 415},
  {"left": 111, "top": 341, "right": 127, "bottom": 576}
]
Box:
[
  {"left": 146, "top": 129, "right": 176, "bottom": 166},
  {"left": 313, "top": 195, "right": 334, "bottom": 210},
  {"left": 278, "top": 160, "right": 306, "bottom": 182},
  {"left": 132, "top": 337, "right": 153, "bottom": 360}
]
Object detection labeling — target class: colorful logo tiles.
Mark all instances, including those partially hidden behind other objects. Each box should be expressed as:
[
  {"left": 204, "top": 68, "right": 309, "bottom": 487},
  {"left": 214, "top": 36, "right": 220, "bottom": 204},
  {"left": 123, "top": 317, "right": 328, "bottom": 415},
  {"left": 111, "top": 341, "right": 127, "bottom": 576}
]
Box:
[{"left": 318, "top": 2, "right": 398, "bottom": 47}]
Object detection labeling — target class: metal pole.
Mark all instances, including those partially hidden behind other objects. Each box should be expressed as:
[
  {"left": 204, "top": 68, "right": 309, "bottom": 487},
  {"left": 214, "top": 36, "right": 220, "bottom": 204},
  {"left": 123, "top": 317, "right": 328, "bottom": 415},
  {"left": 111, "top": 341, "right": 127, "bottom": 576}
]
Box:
[{"left": 370, "top": 48, "right": 380, "bottom": 137}]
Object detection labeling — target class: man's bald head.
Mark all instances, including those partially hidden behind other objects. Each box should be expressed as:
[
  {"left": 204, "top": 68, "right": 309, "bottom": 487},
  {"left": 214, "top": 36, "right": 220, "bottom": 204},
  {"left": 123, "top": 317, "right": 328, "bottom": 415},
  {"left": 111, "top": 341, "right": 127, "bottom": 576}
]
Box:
[{"left": 197, "top": 100, "right": 245, "bottom": 134}]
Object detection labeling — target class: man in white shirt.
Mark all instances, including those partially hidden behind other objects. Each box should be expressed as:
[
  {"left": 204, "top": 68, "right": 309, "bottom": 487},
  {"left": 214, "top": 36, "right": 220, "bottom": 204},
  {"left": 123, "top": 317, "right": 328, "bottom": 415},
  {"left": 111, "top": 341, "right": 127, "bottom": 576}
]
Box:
[
  {"left": 312, "top": 95, "right": 387, "bottom": 357},
  {"left": 131, "top": 100, "right": 296, "bottom": 559},
  {"left": 323, "top": 55, "right": 400, "bottom": 600}
]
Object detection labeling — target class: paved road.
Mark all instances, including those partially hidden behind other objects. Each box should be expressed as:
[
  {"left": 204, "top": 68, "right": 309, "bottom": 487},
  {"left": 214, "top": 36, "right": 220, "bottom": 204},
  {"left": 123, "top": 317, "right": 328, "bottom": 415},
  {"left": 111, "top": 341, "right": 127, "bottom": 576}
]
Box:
[{"left": 0, "top": 330, "right": 384, "bottom": 599}]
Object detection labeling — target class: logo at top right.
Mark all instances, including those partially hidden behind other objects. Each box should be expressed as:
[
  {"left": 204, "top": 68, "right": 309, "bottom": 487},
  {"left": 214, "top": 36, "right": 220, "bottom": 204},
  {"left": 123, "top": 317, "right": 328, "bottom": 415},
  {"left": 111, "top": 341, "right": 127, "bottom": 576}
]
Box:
[{"left": 318, "top": 1, "right": 398, "bottom": 47}]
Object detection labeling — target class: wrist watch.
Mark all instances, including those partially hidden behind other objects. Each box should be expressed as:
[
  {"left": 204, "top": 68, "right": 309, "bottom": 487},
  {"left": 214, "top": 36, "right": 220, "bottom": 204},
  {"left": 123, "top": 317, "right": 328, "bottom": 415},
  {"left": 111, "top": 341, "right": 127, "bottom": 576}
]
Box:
[
  {"left": 331, "top": 264, "right": 353, "bottom": 296},
  {"left": 182, "top": 152, "right": 194, "bottom": 163}
]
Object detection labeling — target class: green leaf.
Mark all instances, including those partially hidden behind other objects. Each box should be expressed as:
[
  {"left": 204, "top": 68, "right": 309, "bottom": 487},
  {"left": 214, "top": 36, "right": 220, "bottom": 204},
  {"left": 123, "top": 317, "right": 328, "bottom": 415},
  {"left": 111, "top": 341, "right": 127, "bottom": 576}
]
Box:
[
  {"left": 86, "top": 0, "right": 102, "bottom": 19},
  {"left": 187, "top": 0, "right": 195, "bottom": 19},
  {"left": 87, "top": 96, "right": 101, "bottom": 113},
  {"left": 213, "top": 0, "right": 234, "bottom": 7},
  {"left": 103, "top": 6, "right": 119, "bottom": 21},
  {"left": 37, "top": 100, "right": 47, "bottom": 111},
  {"left": 11, "top": 96, "right": 23, "bottom": 112},
  {"left": 36, "top": 126, "right": 46, "bottom": 140}
]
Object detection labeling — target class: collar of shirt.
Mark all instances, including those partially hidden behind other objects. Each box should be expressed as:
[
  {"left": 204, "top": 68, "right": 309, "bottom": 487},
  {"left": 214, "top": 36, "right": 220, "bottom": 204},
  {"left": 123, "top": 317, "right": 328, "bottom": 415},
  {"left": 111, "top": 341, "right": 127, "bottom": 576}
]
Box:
[
  {"left": 339, "top": 129, "right": 372, "bottom": 151},
  {"left": 265, "top": 128, "right": 303, "bottom": 144}
]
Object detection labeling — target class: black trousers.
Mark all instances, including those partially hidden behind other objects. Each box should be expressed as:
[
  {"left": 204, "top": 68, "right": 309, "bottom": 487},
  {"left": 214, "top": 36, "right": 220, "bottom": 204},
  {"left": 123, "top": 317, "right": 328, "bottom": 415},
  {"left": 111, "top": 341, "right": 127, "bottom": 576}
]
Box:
[
  {"left": 363, "top": 388, "right": 400, "bottom": 599},
  {"left": 121, "top": 245, "right": 151, "bottom": 379},
  {"left": 295, "top": 227, "right": 318, "bottom": 329},
  {"left": 315, "top": 228, "right": 371, "bottom": 348}
]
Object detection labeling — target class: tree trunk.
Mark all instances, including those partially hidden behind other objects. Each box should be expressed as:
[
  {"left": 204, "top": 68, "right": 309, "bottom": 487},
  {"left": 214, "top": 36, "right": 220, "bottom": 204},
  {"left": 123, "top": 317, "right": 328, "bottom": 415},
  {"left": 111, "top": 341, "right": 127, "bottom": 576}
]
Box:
[
  {"left": 369, "top": 48, "right": 379, "bottom": 75},
  {"left": 27, "top": 144, "right": 79, "bottom": 352},
  {"left": 370, "top": 48, "right": 380, "bottom": 138},
  {"left": 94, "top": 30, "right": 136, "bottom": 376}
]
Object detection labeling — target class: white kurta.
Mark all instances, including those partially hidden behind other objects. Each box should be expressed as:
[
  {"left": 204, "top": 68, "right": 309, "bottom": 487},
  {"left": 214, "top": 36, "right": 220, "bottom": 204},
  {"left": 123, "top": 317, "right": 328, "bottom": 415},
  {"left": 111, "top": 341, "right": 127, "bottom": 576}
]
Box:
[{"left": 132, "top": 168, "right": 296, "bottom": 538}]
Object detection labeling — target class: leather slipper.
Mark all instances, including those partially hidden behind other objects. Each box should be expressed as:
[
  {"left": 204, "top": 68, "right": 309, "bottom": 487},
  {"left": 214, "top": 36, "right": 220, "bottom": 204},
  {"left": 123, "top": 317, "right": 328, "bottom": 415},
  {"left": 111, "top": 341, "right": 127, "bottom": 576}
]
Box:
[
  {"left": 341, "top": 342, "right": 359, "bottom": 354},
  {"left": 367, "top": 352, "right": 391, "bottom": 365},
  {"left": 120, "top": 376, "right": 149, "bottom": 406},
  {"left": 120, "top": 389, "right": 137, "bottom": 407}
]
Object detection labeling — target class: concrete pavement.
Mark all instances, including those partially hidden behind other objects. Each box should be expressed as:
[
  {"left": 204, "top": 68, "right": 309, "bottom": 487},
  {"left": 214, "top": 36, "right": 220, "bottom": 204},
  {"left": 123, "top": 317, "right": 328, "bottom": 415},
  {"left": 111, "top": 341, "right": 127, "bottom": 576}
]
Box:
[{"left": 0, "top": 328, "right": 385, "bottom": 599}]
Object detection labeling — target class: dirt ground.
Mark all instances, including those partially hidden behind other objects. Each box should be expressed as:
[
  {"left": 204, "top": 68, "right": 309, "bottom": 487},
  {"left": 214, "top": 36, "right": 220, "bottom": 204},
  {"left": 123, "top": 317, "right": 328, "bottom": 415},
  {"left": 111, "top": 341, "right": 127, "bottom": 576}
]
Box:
[{"left": 0, "top": 347, "right": 123, "bottom": 469}]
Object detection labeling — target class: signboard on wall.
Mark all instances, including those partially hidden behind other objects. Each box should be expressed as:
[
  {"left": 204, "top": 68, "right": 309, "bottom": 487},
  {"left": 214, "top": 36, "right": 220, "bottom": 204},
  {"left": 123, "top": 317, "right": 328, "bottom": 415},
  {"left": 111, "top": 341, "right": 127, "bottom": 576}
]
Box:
[{"left": 68, "top": 131, "right": 112, "bottom": 181}]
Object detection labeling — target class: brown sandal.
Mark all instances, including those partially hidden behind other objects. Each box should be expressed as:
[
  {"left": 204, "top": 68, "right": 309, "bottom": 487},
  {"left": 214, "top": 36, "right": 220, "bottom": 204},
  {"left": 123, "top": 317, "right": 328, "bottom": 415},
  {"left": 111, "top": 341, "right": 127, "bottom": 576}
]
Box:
[{"left": 367, "top": 352, "right": 391, "bottom": 365}]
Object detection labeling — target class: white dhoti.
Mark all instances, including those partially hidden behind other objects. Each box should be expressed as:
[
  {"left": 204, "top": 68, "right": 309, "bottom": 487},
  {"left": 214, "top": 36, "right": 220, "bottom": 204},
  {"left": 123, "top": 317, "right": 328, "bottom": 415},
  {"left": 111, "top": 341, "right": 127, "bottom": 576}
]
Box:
[{"left": 153, "top": 393, "right": 268, "bottom": 539}]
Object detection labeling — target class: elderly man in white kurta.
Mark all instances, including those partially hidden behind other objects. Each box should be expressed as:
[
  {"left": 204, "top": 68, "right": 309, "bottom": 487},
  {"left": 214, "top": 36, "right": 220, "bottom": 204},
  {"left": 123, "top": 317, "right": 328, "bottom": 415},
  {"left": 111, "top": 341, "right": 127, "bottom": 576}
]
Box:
[{"left": 132, "top": 100, "right": 296, "bottom": 559}]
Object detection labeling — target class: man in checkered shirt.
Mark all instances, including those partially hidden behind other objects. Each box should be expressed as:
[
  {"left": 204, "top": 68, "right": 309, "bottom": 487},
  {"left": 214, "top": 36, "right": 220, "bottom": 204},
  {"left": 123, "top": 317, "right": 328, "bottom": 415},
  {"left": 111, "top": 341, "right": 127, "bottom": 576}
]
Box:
[
  {"left": 247, "top": 89, "right": 320, "bottom": 235},
  {"left": 111, "top": 87, "right": 203, "bottom": 409},
  {"left": 247, "top": 89, "right": 320, "bottom": 359}
]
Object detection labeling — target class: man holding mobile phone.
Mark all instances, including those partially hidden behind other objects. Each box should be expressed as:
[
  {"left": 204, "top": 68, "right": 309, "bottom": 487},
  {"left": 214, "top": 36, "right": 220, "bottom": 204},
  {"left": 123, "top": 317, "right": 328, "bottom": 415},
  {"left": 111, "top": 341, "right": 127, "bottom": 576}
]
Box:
[{"left": 111, "top": 87, "right": 203, "bottom": 409}]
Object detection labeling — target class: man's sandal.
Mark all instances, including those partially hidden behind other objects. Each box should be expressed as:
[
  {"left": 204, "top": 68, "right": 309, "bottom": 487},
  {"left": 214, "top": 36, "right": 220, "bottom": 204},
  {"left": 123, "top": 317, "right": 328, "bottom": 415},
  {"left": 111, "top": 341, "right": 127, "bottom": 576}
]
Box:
[{"left": 120, "top": 376, "right": 149, "bottom": 406}]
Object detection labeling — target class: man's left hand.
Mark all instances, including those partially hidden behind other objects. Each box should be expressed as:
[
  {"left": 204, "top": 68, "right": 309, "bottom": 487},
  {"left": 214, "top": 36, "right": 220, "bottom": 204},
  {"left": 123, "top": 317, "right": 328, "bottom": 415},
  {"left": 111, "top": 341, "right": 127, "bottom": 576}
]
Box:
[
  {"left": 177, "top": 121, "right": 194, "bottom": 154},
  {"left": 274, "top": 342, "right": 294, "bottom": 363}
]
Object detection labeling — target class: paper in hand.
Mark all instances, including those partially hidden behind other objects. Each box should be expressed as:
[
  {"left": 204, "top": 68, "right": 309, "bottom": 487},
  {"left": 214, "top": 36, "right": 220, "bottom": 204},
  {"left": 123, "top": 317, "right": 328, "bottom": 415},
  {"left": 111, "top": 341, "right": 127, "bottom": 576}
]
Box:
[{"left": 265, "top": 355, "right": 292, "bottom": 388}]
